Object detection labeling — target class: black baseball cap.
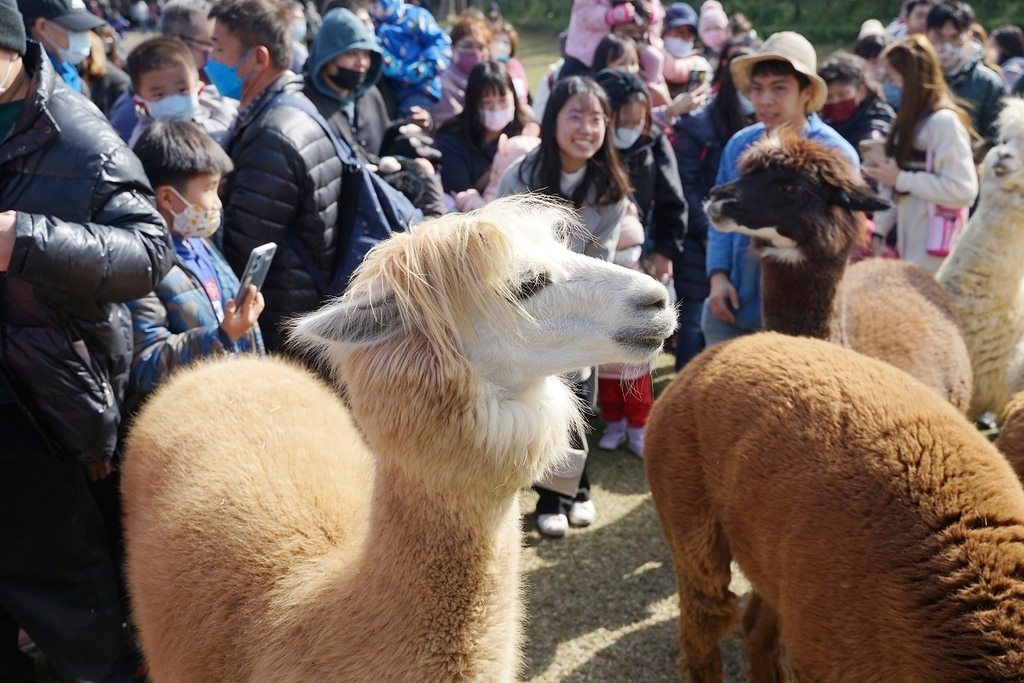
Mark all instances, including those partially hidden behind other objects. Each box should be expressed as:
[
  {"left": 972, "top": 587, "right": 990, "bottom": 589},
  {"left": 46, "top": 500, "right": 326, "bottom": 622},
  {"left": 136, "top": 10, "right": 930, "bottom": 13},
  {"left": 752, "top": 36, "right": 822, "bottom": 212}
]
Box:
[{"left": 18, "top": 0, "right": 104, "bottom": 31}]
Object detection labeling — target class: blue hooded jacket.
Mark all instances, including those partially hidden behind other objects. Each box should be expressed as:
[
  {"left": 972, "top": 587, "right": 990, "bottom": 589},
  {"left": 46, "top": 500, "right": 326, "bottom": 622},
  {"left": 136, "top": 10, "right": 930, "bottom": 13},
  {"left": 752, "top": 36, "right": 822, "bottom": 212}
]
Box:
[
  {"left": 308, "top": 8, "right": 383, "bottom": 118},
  {"left": 371, "top": 0, "right": 451, "bottom": 107}
]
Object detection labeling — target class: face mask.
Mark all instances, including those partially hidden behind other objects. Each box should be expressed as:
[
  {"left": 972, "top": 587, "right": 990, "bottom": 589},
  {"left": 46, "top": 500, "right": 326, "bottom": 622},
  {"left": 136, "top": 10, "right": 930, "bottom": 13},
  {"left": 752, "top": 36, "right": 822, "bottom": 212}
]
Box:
[
  {"left": 168, "top": 186, "right": 221, "bottom": 238},
  {"left": 701, "top": 27, "right": 726, "bottom": 50},
  {"left": 293, "top": 21, "right": 307, "bottom": 42},
  {"left": 58, "top": 30, "right": 91, "bottom": 66},
  {"left": 145, "top": 92, "right": 199, "bottom": 121},
  {"left": 822, "top": 97, "right": 858, "bottom": 124},
  {"left": 883, "top": 82, "right": 902, "bottom": 110},
  {"left": 327, "top": 66, "right": 364, "bottom": 91},
  {"left": 204, "top": 52, "right": 250, "bottom": 101},
  {"left": 663, "top": 37, "right": 693, "bottom": 59},
  {"left": 480, "top": 105, "right": 515, "bottom": 132},
  {"left": 491, "top": 40, "right": 511, "bottom": 62},
  {"left": 613, "top": 125, "right": 643, "bottom": 149},
  {"left": 455, "top": 49, "right": 482, "bottom": 75},
  {"left": 0, "top": 58, "right": 15, "bottom": 95},
  {"left": 935, "top": 42, "right": 964, "bottom": 72}
]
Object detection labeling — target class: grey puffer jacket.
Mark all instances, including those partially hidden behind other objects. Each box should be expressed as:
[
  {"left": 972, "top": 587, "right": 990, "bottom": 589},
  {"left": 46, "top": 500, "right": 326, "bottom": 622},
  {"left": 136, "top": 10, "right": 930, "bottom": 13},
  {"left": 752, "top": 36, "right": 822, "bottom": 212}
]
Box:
[
  {"left": 220, "top": 73, "right": 347, "bottom": 352},
  {"left": 0, "top": 42, "right": 172, "bottom": 462}
]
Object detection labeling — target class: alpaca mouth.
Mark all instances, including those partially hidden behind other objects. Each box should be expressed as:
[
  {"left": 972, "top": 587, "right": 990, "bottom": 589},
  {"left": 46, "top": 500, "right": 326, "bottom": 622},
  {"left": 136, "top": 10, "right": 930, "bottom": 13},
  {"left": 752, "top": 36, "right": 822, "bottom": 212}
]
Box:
[{"left": 614, "top": 320, "right": 675, "bottom": 354}]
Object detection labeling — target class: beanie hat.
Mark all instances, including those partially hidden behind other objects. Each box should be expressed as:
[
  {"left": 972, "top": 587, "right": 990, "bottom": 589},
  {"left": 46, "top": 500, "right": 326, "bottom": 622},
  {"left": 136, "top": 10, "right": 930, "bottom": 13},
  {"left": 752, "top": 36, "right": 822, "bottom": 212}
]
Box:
[
  {"left": 0, "top": 0, "right": 26, "bottom": 55},
  {"left": 594, "top": 68, "right": 650, "bottom": 112},
  {"left": 698, "top": 1, "right": 728, "bottom": 33}
]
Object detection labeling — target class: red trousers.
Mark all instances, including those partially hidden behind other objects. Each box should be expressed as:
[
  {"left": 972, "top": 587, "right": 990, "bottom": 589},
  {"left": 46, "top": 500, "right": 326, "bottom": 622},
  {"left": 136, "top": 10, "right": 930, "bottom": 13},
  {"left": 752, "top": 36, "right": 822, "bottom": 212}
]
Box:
[{"left": 598, "top": 374, "right": 653, "bottom": 427}]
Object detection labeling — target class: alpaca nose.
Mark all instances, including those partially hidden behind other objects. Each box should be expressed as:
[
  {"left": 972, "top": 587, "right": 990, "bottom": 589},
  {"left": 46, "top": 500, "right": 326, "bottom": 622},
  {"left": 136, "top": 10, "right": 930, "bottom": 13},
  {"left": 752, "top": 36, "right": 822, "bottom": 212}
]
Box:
[{"left": 636, "top": 287, "right": 669, "bottom": 311}]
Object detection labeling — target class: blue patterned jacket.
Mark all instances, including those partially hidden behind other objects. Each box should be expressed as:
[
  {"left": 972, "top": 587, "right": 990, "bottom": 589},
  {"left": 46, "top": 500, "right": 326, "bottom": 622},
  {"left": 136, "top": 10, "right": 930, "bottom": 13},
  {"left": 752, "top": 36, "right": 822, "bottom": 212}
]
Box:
[
  {"left": 127, "top": 238, "right": 264, "bottom": 401},
  {"left": 373, "top": 0, "right": 451, "bottom": 106}
]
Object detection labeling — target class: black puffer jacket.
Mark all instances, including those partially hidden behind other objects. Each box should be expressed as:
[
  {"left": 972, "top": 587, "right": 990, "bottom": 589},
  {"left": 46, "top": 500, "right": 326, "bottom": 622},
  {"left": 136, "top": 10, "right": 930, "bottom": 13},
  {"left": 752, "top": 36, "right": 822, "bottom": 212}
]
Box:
[
  {"left": 618, "top": 128, "right": 687, "bottom": 260},
  {"left": 221, "top": 73, "right": 347, "bottom": 352},
  {"left": 0, "top": 43, "right": 172, "bottom": 462}
]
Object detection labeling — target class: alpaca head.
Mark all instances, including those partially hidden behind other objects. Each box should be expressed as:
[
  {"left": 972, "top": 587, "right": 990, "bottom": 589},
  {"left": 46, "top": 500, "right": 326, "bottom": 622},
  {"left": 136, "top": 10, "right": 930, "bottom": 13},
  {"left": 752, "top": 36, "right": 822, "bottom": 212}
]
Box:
[
  {"left": 289, "top": 196, "right": 676, "bottom": 495},
  {"left": 982, "top": 98, "right": 1024, "bottom": 192},
  {"left": 705, "top": 132, "right": 889, "bottom": 265}
]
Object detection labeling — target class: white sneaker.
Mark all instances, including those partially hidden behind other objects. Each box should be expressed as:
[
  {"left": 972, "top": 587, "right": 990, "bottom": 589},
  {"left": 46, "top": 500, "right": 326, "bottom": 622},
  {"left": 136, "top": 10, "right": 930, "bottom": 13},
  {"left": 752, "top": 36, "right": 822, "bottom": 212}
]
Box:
[
  {"left": 568, "top": 499, "right": 597, "bottom": 526},
  {"left": 537, "top": 513, "right": 569, "bottom": 537},
  {"left": 627, "top": 426, "right": 645, "bottom": 459},
  {"left": 597, "top": 418, "right": 627, "bottom": 450}
]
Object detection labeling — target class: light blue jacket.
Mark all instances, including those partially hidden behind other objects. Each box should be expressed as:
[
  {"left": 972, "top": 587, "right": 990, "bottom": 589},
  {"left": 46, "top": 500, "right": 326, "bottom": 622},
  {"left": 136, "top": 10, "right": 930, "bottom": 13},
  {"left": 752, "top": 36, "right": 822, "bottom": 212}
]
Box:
[{"left": 705, "top": 114, "right": 859, "bottom": 330}]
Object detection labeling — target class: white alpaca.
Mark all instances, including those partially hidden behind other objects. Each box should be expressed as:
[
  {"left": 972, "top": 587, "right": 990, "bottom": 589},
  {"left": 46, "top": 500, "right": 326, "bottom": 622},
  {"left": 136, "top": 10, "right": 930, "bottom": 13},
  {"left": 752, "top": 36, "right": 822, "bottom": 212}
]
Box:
[
  {"left": 120, "top": 197, "right": 676, "bottom": 682},
  {"left": 937, "top": 98, "right": 1024, "bottom": 418}
]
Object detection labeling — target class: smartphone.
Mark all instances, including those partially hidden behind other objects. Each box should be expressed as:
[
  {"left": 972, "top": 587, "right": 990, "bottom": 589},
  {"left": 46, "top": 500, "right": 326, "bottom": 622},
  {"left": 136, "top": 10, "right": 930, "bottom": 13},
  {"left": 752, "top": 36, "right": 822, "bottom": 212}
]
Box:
[
  {"left": 858, "top": 138, "right": 886, "bottom": 163},
  {"left": 236, "top": 242, "right": 277, "bottom": 304}
]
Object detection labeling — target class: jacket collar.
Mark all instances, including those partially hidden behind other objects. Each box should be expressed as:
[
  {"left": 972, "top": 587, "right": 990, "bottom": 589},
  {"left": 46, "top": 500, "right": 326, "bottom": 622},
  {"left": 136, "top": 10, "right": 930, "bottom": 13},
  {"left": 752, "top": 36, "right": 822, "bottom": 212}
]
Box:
[
  {"left": 0, "top": 41, "right": 60, "bottom": 164},
  {"left": 234, "top": 71, "right": 303, "bottom": 130}
]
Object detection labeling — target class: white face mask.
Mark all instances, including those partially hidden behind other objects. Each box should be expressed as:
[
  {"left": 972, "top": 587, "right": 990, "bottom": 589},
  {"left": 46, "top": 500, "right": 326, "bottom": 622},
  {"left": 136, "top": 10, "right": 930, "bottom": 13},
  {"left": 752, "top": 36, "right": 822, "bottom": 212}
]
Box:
[
  {"left": 57, "top": 30, "right": 91, "bottom": 66},
  {"left": 0, "top": 58, "right": 16, "bottom": 95},
  {"left": 935, "top": 41, "right": 964, "bottom": 72},
  {"left": 491, "top": 39, "right": 511, "bottom": 61},
  {"left": 145, "top": 92, "right": 199, "bottom": 121},
  {"left": 613, "top": 126, "right": 643, "bottom": 149},
  {"left": 663, "top": 37, "right": 693, "bottom": 59},
  {"left": 168, "top": 186, "right": 221, "bottom": 238},
  {"left": 480, "top": 106, "right": 515, "bottom": 132}
]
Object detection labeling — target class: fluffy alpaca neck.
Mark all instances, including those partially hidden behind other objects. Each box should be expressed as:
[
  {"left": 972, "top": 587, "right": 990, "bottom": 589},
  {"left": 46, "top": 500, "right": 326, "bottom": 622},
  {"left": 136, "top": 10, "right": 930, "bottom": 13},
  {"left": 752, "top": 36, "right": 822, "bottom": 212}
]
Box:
[
  {"left": 760, "top": 251, "right": 848, "bottom": 342},
  {"left": 942, "top": 192, "right": 1024, "bottom": 285}
]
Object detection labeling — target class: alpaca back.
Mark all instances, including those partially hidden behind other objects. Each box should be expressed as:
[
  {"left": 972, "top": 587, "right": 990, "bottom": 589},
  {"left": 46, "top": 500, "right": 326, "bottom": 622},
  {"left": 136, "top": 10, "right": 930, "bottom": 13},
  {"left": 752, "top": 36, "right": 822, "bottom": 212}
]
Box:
[
  {"left": 839, "top": 258, "right": 973, "bottom": 413},
  {"left": 121, "top": 356, "right": 373, "bottom": 682},
  {"left": 647, "top": 333, "right": 1024, "bottom": 680}
]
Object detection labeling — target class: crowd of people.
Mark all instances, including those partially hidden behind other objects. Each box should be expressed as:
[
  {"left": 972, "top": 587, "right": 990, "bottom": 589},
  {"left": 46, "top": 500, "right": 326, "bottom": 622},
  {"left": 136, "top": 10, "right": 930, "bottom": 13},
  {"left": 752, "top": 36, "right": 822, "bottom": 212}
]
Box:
[{"left": 0, "top": 0, "right": 1016, "bottom": 678}]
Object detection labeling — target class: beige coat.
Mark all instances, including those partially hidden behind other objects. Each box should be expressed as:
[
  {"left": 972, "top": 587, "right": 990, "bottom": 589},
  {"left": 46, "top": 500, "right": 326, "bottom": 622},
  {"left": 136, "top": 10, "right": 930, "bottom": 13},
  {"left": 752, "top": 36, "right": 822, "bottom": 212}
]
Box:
[{"left": 876, "top": 108, "right": 978, "bottom": 274}]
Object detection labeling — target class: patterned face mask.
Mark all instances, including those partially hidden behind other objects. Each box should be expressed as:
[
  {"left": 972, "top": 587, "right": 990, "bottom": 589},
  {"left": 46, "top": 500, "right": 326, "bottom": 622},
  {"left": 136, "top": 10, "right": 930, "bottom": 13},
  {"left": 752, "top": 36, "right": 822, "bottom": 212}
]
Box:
[{"left": 168, "top": 186, "right": 221, "bottom": 238}]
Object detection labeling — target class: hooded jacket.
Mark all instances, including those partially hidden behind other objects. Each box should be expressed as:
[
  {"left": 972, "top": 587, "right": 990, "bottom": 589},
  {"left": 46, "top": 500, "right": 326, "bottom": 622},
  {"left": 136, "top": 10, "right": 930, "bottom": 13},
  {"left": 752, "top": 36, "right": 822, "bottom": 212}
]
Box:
[
  {"left": 0, "top": 42, "right": 172, "bottom": 461},
  {"left": 372, "top": 0, "right": 451, "bottom": 108}
]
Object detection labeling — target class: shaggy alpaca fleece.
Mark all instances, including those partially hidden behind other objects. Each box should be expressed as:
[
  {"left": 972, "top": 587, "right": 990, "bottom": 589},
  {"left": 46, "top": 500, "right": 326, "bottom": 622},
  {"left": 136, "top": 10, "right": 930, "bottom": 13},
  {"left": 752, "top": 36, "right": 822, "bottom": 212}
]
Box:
[
  {"left": 709, "top": 132, "right": 972, "bottom": 412},
  {"left": 937, "top": 98, "right": 1024, "bottom": 418},
  {"left": 646, "top": 332, "right": 1024, "bottom": 682},
  {"left": 121, "top": 197, "right": 676, "bottom": 682},
  {"left": 996, "top": 391, "right": 1024, "bottom": 483}
]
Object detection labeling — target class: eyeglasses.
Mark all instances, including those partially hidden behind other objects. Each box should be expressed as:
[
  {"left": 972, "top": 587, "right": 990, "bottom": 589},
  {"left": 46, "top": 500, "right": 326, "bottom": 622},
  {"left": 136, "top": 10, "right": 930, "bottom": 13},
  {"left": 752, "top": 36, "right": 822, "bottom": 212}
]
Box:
[
  {"left": 454, "top": 41, "right": 486, "bottom": 53},
  {"left": 559, "top": 111, "right": 608, "bottom": 128},
  {"left": 179, "top": 35, "right": 214, "bottom": 53}
]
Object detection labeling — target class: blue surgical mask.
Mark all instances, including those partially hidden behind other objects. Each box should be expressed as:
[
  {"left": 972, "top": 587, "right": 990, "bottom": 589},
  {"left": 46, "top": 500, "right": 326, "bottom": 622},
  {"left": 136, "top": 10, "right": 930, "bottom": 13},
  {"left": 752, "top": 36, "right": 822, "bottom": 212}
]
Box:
[
  {"left": 883, "top": 82, "right": 902, "bottom": 111},
  {"left": 204, "top": 52, "right": 250, "bottom": 101},
  {"left": 145, "top": 92, "right": 199, "bottom": 121},
  {"left": 58, "top": 30, "right": 91, "bottom": 66},
  {"left": 292, "top": 21, "right": 307, "bottom": 42}
]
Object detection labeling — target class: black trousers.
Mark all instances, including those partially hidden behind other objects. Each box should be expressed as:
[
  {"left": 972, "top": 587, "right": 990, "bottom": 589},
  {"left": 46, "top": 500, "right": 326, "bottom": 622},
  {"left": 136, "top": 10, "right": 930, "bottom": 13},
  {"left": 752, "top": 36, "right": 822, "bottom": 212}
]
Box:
[
  {"left": 535, "top": 371, "right": 595, "bottom": 515},
  {"left": 0, "top": 404, "right": 136, "bottom": 683}
]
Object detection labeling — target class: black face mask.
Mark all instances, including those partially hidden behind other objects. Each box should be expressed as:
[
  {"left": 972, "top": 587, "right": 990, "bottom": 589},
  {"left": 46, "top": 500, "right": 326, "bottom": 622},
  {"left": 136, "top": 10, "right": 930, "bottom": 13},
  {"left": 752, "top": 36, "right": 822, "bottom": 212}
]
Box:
[{"left": 327, "top": 66, "right": 364, "bottom": 91}]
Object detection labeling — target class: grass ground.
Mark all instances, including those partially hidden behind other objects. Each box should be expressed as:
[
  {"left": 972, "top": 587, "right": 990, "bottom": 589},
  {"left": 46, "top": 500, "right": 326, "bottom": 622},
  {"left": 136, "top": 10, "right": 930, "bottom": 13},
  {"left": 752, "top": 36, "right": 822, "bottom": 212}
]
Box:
[{"left": 517, "top": 352, "right": 752, "bottom": 682}]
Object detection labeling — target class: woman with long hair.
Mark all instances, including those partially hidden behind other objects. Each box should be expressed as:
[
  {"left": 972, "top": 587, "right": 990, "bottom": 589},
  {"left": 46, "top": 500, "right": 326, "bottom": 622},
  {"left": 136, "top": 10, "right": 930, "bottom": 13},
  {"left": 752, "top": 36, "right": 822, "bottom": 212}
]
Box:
[
  {"left": 669, "top": 37, "right": 756, "bottom": 369},
  {"left": 497, "top": 75, "right": 631, "bottom": 537},
  {"left": 435, "top": 60, "right": 532, "bottom": 204},
  {"left": 862, "top": 34, "right": 978, "bottom": 275}
]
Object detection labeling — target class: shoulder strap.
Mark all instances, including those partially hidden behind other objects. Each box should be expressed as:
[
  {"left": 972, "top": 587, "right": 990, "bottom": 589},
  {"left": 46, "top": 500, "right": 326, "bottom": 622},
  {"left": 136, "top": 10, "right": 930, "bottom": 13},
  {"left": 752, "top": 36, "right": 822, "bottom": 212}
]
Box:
[{"left": 270, "top": 92, "right": 360, "bottom": 166}]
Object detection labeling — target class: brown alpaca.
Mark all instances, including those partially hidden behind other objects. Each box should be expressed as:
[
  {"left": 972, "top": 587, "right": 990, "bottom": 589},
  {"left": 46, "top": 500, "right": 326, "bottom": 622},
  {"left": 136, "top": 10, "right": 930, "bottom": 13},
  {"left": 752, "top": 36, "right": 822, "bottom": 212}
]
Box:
[
  {"left": 120, "top": 198, "right": 677, "bottom": 682},
  {"left": 646, "top": 332, "right": 1024, "bottom": 682},
  {"left": 706, "top": 133, "right": 972, "bottom": 412},
  {"left": 995, "top": 392, "right": 1024, "bottom": 483}
]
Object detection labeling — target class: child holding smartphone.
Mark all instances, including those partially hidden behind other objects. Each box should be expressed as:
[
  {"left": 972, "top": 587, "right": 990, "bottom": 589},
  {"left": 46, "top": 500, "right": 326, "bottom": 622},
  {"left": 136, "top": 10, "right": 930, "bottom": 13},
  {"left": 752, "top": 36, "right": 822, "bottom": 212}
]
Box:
[{"left": 126, "top": 120, "right": 265, "bottom": 408}]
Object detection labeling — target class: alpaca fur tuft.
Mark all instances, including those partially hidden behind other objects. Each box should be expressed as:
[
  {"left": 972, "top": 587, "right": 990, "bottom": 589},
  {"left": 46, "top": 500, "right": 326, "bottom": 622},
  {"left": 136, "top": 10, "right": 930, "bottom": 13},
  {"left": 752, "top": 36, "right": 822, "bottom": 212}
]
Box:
[
  {"left": 995, "top": 391, "right": 1024, "bottom": 483},
  {"left": 709, "top": 133, "right": 972, "bottom": 411},
  {"left": 122, "top": 196, "right": 676, "bottom": 682},
  {"left": 647, "top": 332, "right": 1024, "bottom": 682},
  {"left": 937, "top": 98, "right": 1024, "bottom": 418}
]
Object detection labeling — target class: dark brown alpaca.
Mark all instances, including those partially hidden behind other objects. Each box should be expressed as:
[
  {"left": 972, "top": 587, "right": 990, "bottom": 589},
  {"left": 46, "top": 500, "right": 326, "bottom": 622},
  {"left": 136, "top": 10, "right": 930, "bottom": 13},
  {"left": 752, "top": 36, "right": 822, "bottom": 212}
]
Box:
[
  {"left": 705, "top": 133, "right": 972, "bottom": 412},
  {"left": 646, "top": 332, "right": 1024, "bottom": 682}
]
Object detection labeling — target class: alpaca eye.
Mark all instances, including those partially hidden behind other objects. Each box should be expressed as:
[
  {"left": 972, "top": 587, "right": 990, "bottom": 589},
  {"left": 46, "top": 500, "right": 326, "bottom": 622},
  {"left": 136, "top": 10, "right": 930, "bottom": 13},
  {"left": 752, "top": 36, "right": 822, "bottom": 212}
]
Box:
[{"left": 514, "top": 272, "right": 552, "bottom": 300}]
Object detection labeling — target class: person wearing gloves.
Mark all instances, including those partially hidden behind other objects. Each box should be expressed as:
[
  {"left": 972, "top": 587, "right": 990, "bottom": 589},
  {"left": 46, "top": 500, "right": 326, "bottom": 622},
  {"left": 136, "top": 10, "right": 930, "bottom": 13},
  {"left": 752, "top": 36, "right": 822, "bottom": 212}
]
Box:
[
  {"left": 18, "top": 0, "right": 105, "bottom": 92},
  {"left": 0, "top": 0, "right": 172, "bottom": 677}
]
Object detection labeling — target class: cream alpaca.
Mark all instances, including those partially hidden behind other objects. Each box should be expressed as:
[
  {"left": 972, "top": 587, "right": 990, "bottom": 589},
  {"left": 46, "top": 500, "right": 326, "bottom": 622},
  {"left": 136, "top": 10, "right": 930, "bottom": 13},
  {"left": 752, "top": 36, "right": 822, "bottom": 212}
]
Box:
[
  {"left": 647, "top": 332, "right": 1024, "bottom": 682},
  {"left": 937, "top": 98, "right": 1024, "bottom": 418},
  {"left": 706, "top": 132, "right": 972, "bottom": 411},
  {"left": 121, "top": 197, "right": 676, "bottom": 682}
]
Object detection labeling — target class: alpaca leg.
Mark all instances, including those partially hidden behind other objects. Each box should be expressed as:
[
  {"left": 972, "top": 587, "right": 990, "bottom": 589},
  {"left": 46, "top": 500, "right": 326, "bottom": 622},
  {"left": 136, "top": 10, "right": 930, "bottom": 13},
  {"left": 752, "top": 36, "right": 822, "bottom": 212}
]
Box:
[
  {"left": 741, "top": 592, "right": 783, "bottom": 683},
  {"left": 671, "top": 518, "right": 736, "bottom": 683}
]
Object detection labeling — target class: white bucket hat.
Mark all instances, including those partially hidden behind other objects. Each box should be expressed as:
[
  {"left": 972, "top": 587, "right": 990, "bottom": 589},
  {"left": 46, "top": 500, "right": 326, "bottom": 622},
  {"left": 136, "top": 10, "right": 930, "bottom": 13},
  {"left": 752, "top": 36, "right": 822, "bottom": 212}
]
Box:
[{"left": 730, "top": 31, "right": 828, "bottom": 113}]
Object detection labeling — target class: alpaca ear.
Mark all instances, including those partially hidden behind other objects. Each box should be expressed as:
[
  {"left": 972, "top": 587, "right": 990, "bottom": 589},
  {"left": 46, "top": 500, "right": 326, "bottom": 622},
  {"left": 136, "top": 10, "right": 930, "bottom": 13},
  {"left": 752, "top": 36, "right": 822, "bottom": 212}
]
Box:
[
  {"left": 835, "top": 187, "right": 891, "bottom": 213},
  {"left": 288, "top": 296, "right": 402, "bottom": 349}
]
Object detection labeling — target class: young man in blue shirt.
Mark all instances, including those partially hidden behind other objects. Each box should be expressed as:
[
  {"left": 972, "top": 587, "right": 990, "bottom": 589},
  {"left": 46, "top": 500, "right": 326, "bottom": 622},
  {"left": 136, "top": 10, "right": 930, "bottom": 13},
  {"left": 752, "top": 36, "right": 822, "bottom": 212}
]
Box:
[{"left": 702, "top": 31, "right": 859, "bottom": 346}]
